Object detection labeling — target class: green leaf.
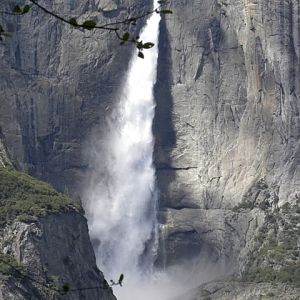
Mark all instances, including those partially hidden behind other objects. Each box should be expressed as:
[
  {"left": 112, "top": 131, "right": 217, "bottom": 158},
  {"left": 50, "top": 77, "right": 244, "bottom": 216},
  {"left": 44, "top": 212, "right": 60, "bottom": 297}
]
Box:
[
  {"left": 0, "top": 25, "right": 4, "bottom": 33},
  {"left": 143, "top": 42, "right": 154, "bottom": 49},
  {"left": 118, "top": 273, "right": 124, "bottom": 286},
  {"left": 13, "top": 5, "right": 22, "bottom": 13},
  {"left": 69, "top": 18, "right": 78, "bottom": 26},
  {"left": 160, "top": 9, "right": 173, "bottom": 14},
  {"left": 82, "top": 20, "right": 96, "bottom": 30},
  {"left": 122, "top": 32, "right": 130, "bottom": 41},
  {"left": 138, "top": 51, "right": 144, "bottom": 59},
  {"left": 137, "top": 41, "right": 143, "bottom": 50},
  {"left": 62, "top": 283, "right": 70, "bottom": 293},
  {"left": 22, "top": 5, "right": 30, "bottom": 14}
]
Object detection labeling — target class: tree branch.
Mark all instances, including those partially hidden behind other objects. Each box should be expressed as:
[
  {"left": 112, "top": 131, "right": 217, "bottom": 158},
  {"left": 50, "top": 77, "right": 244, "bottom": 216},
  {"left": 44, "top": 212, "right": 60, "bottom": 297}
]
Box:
[
  {"left": 28, "top": 0, "right": 119, "bottom": 31},
  {"left": 0, "top": 0, "right": 171, "bottom": 50}
]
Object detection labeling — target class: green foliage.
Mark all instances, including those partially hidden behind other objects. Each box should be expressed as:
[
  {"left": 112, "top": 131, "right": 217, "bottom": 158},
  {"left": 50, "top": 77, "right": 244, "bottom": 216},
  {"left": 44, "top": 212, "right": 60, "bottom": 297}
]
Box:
[
  {"left": 122, "top": 32, "right": 130, "bottom": 41},
  {"left": 142, "top": 42, "right": 154, "bottom": 49},
  {"left": 0, "top": 0, "right": 172, "bottom": 58},
  {"left": 62, "top": 283, "right": 70, "bottom": 293},
  {"left": 244, "top": 263, "right": 300, "bottom": 287},
  {"left": 82, "top": 20, "right": 96, "bottom": 30},
  {"left": 12, "top": 5, "right": 30, "bottom": 15},
  {"left": 0, "top": 167, "right": 81, "bottom": 226},
  {"left": 22, "top": 5, "right": 30, "bottom": 14},
  {"left": 12, "top": 4, "right": 30, "bottom": 15},
  {"left": 68, "top": 18, "right": 78, "bottom": 26},
  {"left": 138, "top": 51, "right": 144, "bottom": 59},
  {"left": 160, "top": 9, "right": 173, "bottom": 14},
  {"left": 13, "top": 5, "right": 22, "bottom": 13},
  {"left": 118, "top": 273, "right": 124, "bottom": 286},
  {"left": 242, "top": 201, "right": 300, "bottom": 289}
]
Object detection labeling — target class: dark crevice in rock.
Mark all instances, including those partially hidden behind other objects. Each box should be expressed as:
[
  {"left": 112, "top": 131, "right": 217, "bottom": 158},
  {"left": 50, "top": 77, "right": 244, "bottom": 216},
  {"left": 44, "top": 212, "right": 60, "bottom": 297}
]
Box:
[
  {"left": 157, "top": 164, "right": 198, "bottom": 171},
  {"left": 153, "top": 17, "right": 177, "bottom": 209},
  {"left": 153, "top": 18, "right": 176, "bottom": 149}
]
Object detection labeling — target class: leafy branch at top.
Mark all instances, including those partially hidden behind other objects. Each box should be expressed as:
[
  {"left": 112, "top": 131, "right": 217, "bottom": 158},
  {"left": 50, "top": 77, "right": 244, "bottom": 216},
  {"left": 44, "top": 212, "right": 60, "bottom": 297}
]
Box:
[{"left": 0, "top": 0, "right": 172, "bottom": 58}]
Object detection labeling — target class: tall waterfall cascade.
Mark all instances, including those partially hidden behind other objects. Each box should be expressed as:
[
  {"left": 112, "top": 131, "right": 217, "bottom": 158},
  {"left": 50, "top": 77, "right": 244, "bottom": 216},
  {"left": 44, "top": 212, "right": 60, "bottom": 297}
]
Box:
[{"left": 84, "top": 1, "right": 161, "bottom": 298}]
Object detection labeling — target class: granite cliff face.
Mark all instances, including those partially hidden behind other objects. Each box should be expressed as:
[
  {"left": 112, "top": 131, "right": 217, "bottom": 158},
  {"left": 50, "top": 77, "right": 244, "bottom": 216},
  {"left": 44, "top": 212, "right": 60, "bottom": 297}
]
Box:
[
  {"left": 0, "top": 0, "right": 151, "bottom": 194},
  {"left": 156, "top": 0, "right": 300, "bottom": 210},
  {"left": 154, "top": 0, "right": 300, "bottom": 276},
  {"left": 0, "top": 1, "right": 150, "bottom": 299},
  {"left": 1, "top": 0, "right": 300, "bottom": 298},
  {"left": 0, "top": 213, "right": 116, "bottom": 300},
  {"left": 0, "top": 161, "right": 116, "bottom": 299}
]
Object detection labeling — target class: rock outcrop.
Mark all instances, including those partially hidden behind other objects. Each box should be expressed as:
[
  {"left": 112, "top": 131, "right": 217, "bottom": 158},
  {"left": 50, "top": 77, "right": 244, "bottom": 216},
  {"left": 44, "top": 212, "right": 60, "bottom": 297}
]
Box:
[
  {"left": 0, "top": 213, "right": 116, "bottom": 300},
  {"left": 0, "top": 129, "right": 12, "bottom": 167},
  {"left": 0, "top": 165, "right": 116, "bottom": 300}
]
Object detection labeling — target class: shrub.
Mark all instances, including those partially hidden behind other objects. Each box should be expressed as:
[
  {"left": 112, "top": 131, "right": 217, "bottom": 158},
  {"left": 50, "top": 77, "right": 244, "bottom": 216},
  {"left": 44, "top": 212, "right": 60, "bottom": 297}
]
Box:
[{"left": 0, "top": 167, "right": 81, "bottom": 226}]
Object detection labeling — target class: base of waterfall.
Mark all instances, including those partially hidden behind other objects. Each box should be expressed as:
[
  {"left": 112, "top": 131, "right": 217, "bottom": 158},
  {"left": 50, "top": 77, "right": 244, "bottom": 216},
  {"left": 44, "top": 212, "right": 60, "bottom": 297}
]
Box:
[
  {"left": 110, "top": 259, "right": 226, "bottom": 300},
  {"left": 112, "top": 270, "right": 189, "bottom": 300}
]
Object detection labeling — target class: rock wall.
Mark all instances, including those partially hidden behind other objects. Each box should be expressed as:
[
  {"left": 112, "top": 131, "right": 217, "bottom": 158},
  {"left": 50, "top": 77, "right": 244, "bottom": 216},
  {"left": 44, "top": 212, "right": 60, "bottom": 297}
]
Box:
[
  {"left": 155, "top": 0, "right": 300, "bottom": 209},
  {"left": 0, "top": 212, "right": 116, "bottom": 300},
  {"left": 154, "top": 0, "right": 300, "bottom": 272},
  {"left": 0, "top": 0, "right": 152, "bottom": 194},
  {"left": 0, "top": 2, "right": 152, "bottom": 299}
]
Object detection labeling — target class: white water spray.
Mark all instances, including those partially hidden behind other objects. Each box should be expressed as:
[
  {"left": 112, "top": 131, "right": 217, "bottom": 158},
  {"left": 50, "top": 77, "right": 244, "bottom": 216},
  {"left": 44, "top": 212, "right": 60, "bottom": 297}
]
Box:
[{"left": 84, "top": 1, "right": 161, "bottom": 297}]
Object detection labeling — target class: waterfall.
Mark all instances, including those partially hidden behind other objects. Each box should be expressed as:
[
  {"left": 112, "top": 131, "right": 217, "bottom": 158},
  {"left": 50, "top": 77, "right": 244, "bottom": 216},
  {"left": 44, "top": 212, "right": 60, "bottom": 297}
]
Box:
[{"left": 84, "top": 0, "right": 161, "bottom": 297}]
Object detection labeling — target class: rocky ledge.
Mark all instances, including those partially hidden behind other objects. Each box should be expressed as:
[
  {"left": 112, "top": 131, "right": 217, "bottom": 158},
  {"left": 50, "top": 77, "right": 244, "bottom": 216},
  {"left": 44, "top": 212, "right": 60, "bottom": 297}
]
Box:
[
  {"left": 0, "top": 166, "right": 115, "bottom": 300},
  {"left": 0, "top": 213, "right": 116, "bottom": 300},
  {"left": 181, "top": 281, "right": 300, "bottom": 300}
]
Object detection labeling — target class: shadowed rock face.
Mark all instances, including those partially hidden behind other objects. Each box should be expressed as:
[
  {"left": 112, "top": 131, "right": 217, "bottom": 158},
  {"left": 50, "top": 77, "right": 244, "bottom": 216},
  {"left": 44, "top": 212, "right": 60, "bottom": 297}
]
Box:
[
  {"left": 0, "top": 213, "right": 116, "bottom": 300},
  {"left": 0, "top": 0, "right": 152, "bottom": 195}
]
